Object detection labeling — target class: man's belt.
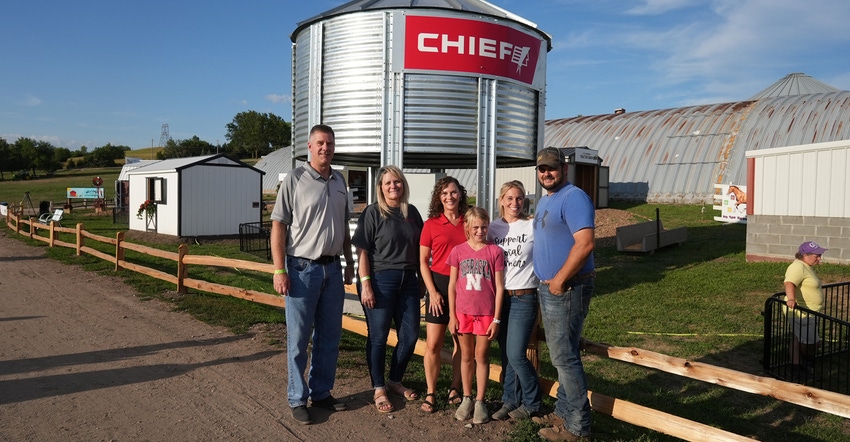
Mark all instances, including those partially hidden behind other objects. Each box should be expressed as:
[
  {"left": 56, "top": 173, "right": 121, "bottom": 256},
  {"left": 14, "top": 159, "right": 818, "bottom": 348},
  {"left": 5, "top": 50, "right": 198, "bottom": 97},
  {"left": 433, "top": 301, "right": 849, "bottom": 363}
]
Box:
[
  {"left": 506, "top": 288, "right": 537, "bottom": 296},
  {"left": 312, "top": 255, "right": 340, "bottom": 264}
]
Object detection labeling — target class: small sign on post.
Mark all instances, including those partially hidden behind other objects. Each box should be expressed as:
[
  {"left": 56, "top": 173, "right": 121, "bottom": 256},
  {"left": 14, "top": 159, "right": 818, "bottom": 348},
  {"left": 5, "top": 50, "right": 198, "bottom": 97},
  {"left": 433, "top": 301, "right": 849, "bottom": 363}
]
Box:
[{"left": 713, "top": 184, "right": 747, "bottom": 223}]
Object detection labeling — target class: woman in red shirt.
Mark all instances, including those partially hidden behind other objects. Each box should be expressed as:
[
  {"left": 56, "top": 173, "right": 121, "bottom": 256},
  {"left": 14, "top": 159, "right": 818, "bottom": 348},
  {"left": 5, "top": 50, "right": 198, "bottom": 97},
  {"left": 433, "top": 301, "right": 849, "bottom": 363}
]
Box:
[{"left": 418, "top": 176, "right": 469, "bottom": 413}]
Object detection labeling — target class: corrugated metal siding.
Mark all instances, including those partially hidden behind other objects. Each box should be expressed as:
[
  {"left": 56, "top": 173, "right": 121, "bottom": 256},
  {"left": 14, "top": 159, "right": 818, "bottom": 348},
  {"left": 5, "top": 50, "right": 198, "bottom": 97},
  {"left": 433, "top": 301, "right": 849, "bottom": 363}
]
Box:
[
  {"left": 316, "top": 12, "right": 386, "bottom": 159},
  {"left": 402, "top": 74, "right": 479, "bottom": 163},
  {"left": 544, "top": 104, "right": 746, "bottom": 203},
  {"left": 400, "top": 73, "right": 540, "bottom": 167},
  {"left": 544, "top": 91, "right": 850, "bottom": 203},
  {"left": 495, "top": 81, "right": 539, "bottom": 161},
  {"left": 255, "top": 148, "right": 305, "bottom": 193},
  {"left": 181, "top": 166, "right": 262, "bottom": 236},
  {"left": 292, "top": 11, "right": 389, "bottom": 166},
  {"left": 291, "top": 25, "right": 314, "bottom": 156},
  {"left": 737, "top": 93, "right": 850, "bottom": 151},
  {"left": 291, "top": 8, "right": 545, "bottom": 170}
]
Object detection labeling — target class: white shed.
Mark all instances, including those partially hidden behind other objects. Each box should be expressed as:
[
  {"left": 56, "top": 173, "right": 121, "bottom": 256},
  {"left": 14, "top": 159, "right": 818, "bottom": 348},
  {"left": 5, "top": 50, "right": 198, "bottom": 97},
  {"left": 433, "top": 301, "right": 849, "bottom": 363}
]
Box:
[
  {"left": 745, "top": 140, "right": 850, "bottom": 264},
  {"left": 126, "top": 154, "right": 265, "bottom": 237}
]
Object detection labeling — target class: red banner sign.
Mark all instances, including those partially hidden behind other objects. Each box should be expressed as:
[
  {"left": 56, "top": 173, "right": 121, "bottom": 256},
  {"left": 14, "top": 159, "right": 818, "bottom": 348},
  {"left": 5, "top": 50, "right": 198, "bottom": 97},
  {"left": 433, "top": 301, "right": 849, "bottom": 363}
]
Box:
[{"left": 404, "top": 15, "right": 543, "bottom": 86}]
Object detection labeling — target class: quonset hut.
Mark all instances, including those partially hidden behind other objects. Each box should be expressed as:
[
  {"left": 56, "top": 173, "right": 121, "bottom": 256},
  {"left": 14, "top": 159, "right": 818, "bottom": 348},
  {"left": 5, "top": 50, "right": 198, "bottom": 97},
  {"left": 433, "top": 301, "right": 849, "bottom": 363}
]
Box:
[
  {"left": 290, "top": 0, "right": 551, "bottom": 215},
  {"left": 543, "top": 73, "right": 850, "bottom": 204}
]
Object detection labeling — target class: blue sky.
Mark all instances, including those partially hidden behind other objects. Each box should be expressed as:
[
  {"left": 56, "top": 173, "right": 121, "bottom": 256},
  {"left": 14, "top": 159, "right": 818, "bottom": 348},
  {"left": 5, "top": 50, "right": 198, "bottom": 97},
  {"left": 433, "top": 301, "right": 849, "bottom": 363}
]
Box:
[{"left": 3, "top": 0, "right": 849, "bottom": 151}]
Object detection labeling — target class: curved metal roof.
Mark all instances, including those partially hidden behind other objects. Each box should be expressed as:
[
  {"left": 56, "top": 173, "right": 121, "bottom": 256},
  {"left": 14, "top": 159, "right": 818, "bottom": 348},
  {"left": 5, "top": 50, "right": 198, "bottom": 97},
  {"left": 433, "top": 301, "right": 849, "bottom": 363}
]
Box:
[
  {"left": 543, "top": 82, "right": 850, "bottom": 203},
  {"left": 255, "top": 147, "right": 306, "bottom": 193},
  {"left": 291, "top": 0, "right": 551, "bottom": 47}
]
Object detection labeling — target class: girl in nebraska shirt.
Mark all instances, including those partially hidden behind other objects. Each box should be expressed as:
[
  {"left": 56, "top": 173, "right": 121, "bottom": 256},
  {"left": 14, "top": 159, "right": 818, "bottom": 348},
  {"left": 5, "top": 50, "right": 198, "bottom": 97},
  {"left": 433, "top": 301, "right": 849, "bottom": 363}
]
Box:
[{"left": 447, "top": 207, "right": 505, "bottom": 425}]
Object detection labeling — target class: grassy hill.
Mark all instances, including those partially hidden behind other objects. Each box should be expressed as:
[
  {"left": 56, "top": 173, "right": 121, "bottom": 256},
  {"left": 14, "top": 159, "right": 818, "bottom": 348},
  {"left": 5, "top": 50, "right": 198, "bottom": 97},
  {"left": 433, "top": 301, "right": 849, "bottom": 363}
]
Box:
[{"left": 122, "top": 147, "right": 164, "bottom": 162}]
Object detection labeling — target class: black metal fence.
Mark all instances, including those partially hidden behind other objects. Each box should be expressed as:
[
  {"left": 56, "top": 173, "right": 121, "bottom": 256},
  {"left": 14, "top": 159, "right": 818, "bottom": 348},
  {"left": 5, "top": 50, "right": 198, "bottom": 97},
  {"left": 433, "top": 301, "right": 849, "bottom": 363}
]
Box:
[
  {"left": 763, "top": 281, "right": 850, "bottom": 392},
  {"left": 113, "top": 207, "right": 130, "bottom": 225},
  {"left": 239, "top": 221, "right": 272, "bottom": 261}
]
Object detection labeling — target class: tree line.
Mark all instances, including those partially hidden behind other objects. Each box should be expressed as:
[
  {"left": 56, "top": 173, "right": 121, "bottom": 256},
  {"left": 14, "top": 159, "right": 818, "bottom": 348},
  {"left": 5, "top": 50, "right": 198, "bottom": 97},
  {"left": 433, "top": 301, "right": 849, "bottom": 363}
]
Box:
[{"left": 0, "top": 111, "right": 290, "bottom": 180}]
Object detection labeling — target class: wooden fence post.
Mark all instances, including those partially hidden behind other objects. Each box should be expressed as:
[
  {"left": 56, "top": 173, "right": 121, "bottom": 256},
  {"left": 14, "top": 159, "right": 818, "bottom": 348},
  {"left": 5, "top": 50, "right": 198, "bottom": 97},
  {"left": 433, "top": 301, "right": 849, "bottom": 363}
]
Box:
[
  {"left": 48, "top": 222, "right": 55, "bottom": 247},
  {"left": 177, "top": 244, "right": 188, "bottom": 294},
  {"left": 115, "top": 231, "right": 124, "bottom": 271},
  {"left": 76, "top": 223, "right": 83, "bottom": 255}
]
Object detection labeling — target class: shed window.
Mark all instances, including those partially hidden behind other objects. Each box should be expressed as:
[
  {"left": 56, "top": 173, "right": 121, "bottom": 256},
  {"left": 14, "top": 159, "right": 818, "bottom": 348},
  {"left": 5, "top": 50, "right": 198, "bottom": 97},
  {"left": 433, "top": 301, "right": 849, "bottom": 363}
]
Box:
[{"left": 146, "top": 177, "right": 166, "bottom": 204}]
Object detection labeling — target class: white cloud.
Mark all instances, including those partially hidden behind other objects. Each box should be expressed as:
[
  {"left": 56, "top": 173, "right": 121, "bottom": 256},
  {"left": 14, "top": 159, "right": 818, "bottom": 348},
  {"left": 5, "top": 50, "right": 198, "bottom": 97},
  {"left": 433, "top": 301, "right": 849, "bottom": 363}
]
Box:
[
  {"left": 626, "top": 0, "right": 702, "bottom": 15},
  {"left": 265, "top": 94, "right": 290, "bottom": 104},
  {"left": 583, "top": 0, "right": 850, "bottom": 97},
  {"left": 21, "top": 95, "right": 42, "bottom": 106},
  {"left": 1, "top": 132, "right": 22, "bottom": 141},
  {"left": 0, "top": 133, "right": 66, "bottom": 146}
]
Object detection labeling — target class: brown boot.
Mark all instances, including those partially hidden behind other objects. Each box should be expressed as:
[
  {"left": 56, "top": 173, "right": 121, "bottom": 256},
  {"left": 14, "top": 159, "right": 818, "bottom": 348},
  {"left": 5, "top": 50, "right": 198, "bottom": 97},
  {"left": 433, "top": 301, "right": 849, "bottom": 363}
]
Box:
[
  {"left": 538, "top": 425, "right": 591, "bottom": 441},
  {"left": 532, "top": 412, "right": 565, "bottom": 427}
]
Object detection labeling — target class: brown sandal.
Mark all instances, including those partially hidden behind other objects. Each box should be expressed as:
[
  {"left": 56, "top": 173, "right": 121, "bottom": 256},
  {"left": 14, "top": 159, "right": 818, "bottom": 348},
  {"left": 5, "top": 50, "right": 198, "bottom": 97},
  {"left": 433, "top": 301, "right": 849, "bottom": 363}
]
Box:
[
  {"left": 374, "top": 389, "right": 394, "bottom": 413},
  {"left": 420, "top": 393, "right": 436, "bottom": 413},
  {"left": 387, "top": 381, "right": 419, "bottom": 401},
  {"left": 447, "top": 387, "right": 462, "bottom": 405}
]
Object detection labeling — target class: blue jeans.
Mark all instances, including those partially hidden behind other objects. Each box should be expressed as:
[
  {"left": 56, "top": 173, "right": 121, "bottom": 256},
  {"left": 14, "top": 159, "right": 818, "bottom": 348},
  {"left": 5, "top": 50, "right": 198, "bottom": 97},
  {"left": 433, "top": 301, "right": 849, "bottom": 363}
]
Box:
[
  {"left": 497, "top": 291, "right": 541, "bottom": 412},
  {"left": 539, "top": 277, "right": 593, "bottom": 437},
  {"left": 360, "top": 269, "right": 421, "bottom": 388},
  {"left": 285, "top": 255, "right": 346, "bottom": 407}
]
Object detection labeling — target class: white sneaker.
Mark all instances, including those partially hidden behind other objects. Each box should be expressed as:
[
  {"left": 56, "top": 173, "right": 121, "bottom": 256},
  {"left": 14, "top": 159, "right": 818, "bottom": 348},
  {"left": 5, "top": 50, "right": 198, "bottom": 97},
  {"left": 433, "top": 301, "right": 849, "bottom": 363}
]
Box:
[
  {"left": 455, "top": 396, "right": 473, "bottom": 421},
  {"left": 473, "top": 400, "right": 490, "bottom": 424}
]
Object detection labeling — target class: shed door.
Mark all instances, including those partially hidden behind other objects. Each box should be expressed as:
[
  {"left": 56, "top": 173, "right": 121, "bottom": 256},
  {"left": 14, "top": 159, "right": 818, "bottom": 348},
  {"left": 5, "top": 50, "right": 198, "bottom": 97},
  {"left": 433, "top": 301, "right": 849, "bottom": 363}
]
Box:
[{"left": 573, "top": 164, "right": 598, "bottom": 208}]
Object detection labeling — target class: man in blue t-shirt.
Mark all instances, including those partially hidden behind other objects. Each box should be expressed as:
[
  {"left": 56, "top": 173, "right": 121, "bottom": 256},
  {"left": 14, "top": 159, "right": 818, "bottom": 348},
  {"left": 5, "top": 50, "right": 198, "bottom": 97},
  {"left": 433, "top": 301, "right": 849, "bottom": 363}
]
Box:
[{"left": 532, "top": 147, "right": 595, "bottom": 441}]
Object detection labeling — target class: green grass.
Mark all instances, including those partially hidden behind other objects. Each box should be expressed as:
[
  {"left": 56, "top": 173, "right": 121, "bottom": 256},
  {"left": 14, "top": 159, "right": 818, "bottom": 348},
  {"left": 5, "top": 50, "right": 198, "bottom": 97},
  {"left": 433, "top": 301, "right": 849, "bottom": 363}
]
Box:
[
  {"left": 0, "top": 167, "right": 121, "bottom": 215},
  {"left": 4, "top": 173, "right": 850, "bottom": 441},
  {"left": 124, "top": 147, "right": 164, "bottom": 161}
]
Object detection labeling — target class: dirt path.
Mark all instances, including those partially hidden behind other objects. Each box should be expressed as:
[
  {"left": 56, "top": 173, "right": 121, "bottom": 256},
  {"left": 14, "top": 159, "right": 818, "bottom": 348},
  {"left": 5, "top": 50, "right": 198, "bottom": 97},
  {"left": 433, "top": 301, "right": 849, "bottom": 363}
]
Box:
[{"left": 0, "top": 229, "right": 518, "bottom": 441}]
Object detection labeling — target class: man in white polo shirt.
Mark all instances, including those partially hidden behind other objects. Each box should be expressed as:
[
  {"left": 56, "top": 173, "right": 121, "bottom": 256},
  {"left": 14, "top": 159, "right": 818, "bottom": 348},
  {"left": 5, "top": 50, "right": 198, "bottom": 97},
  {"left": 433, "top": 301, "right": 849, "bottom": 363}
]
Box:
[{"left": 270, "top": 124, "right": 355, "bottom": 425}]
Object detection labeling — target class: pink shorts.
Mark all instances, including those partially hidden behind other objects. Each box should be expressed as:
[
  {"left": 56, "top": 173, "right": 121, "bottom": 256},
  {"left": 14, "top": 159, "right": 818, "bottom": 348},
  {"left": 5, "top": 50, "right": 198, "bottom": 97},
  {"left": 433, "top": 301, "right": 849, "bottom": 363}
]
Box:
[{"left": 457, "top": 313, "right": 495, "bottom": 336}]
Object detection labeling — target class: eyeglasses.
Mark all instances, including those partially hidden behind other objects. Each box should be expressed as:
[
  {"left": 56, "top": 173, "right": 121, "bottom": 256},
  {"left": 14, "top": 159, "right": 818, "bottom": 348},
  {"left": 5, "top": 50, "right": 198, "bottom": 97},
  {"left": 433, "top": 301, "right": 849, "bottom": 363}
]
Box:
[{"left": 806, "top": 253, "right": 822, "bottom": 258}]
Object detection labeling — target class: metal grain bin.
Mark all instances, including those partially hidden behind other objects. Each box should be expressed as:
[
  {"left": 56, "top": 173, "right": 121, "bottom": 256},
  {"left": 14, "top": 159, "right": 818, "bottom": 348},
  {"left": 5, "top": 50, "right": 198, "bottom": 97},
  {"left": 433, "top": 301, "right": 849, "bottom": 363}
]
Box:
[{"left": 291, "top": 0, "right": 551, "bottom": 210}]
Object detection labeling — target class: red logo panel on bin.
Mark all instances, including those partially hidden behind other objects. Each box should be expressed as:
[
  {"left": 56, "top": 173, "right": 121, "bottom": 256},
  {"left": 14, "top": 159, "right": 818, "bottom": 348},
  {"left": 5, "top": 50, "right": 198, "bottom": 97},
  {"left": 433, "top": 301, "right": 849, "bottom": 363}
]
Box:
[{"left": 404, "top": 15, "right": 542, "bottom": 85}]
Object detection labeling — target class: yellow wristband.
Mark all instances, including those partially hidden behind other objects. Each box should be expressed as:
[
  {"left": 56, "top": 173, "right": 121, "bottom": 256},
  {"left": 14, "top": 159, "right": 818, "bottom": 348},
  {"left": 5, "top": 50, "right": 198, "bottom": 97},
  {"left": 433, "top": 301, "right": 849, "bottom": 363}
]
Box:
[
  {"left": 274, "top": 269, "right": 287, "bottom": 275},
  {"left": 360, "top": 276, "right": 371, "bottom": 282}
]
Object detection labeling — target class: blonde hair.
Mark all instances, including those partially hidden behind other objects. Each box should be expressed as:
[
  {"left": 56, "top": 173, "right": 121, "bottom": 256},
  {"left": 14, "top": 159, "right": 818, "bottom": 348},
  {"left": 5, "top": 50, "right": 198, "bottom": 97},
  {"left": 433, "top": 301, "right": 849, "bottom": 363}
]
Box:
[
  {"left": 497, "top": 180, "right": 528, "bottom": 220},
  {"left": 463, "top": 206, "right": 490, "bottom": 239},
  {"left": 375, "top": 165, "right": 409, "bottom": 218}
]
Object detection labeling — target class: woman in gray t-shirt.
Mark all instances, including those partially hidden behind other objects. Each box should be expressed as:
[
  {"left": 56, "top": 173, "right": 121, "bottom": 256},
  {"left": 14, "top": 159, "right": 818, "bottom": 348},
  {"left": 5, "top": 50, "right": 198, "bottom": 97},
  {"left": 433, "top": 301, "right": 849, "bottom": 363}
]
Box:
[{"left": 352, "top": 166, "right": 424, "bottom": 414}]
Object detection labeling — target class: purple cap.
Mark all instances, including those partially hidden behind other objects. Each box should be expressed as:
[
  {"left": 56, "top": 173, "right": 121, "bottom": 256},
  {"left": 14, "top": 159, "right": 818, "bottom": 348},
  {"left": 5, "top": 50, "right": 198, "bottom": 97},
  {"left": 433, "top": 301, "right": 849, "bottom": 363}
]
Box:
[{"left": 799, "top": 241, "right": 827, "bottom": 255}]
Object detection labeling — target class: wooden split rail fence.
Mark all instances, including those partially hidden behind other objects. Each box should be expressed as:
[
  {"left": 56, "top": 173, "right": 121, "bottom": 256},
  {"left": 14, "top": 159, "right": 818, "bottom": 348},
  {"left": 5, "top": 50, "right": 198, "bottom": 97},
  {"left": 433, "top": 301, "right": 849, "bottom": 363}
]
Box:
[{"left": 6, "top": 209, "right": 850, "bottom": 441}]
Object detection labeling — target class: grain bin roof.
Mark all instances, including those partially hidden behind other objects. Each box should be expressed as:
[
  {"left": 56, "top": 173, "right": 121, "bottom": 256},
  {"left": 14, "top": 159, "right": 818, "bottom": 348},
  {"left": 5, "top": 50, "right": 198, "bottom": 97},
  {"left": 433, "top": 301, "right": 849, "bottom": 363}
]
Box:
[
  {"left": 291, "top": 0, "right": 551, "bottom": 47},
  {"left": 749, "top": 72, "right": 840, "bottom": 99}
]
